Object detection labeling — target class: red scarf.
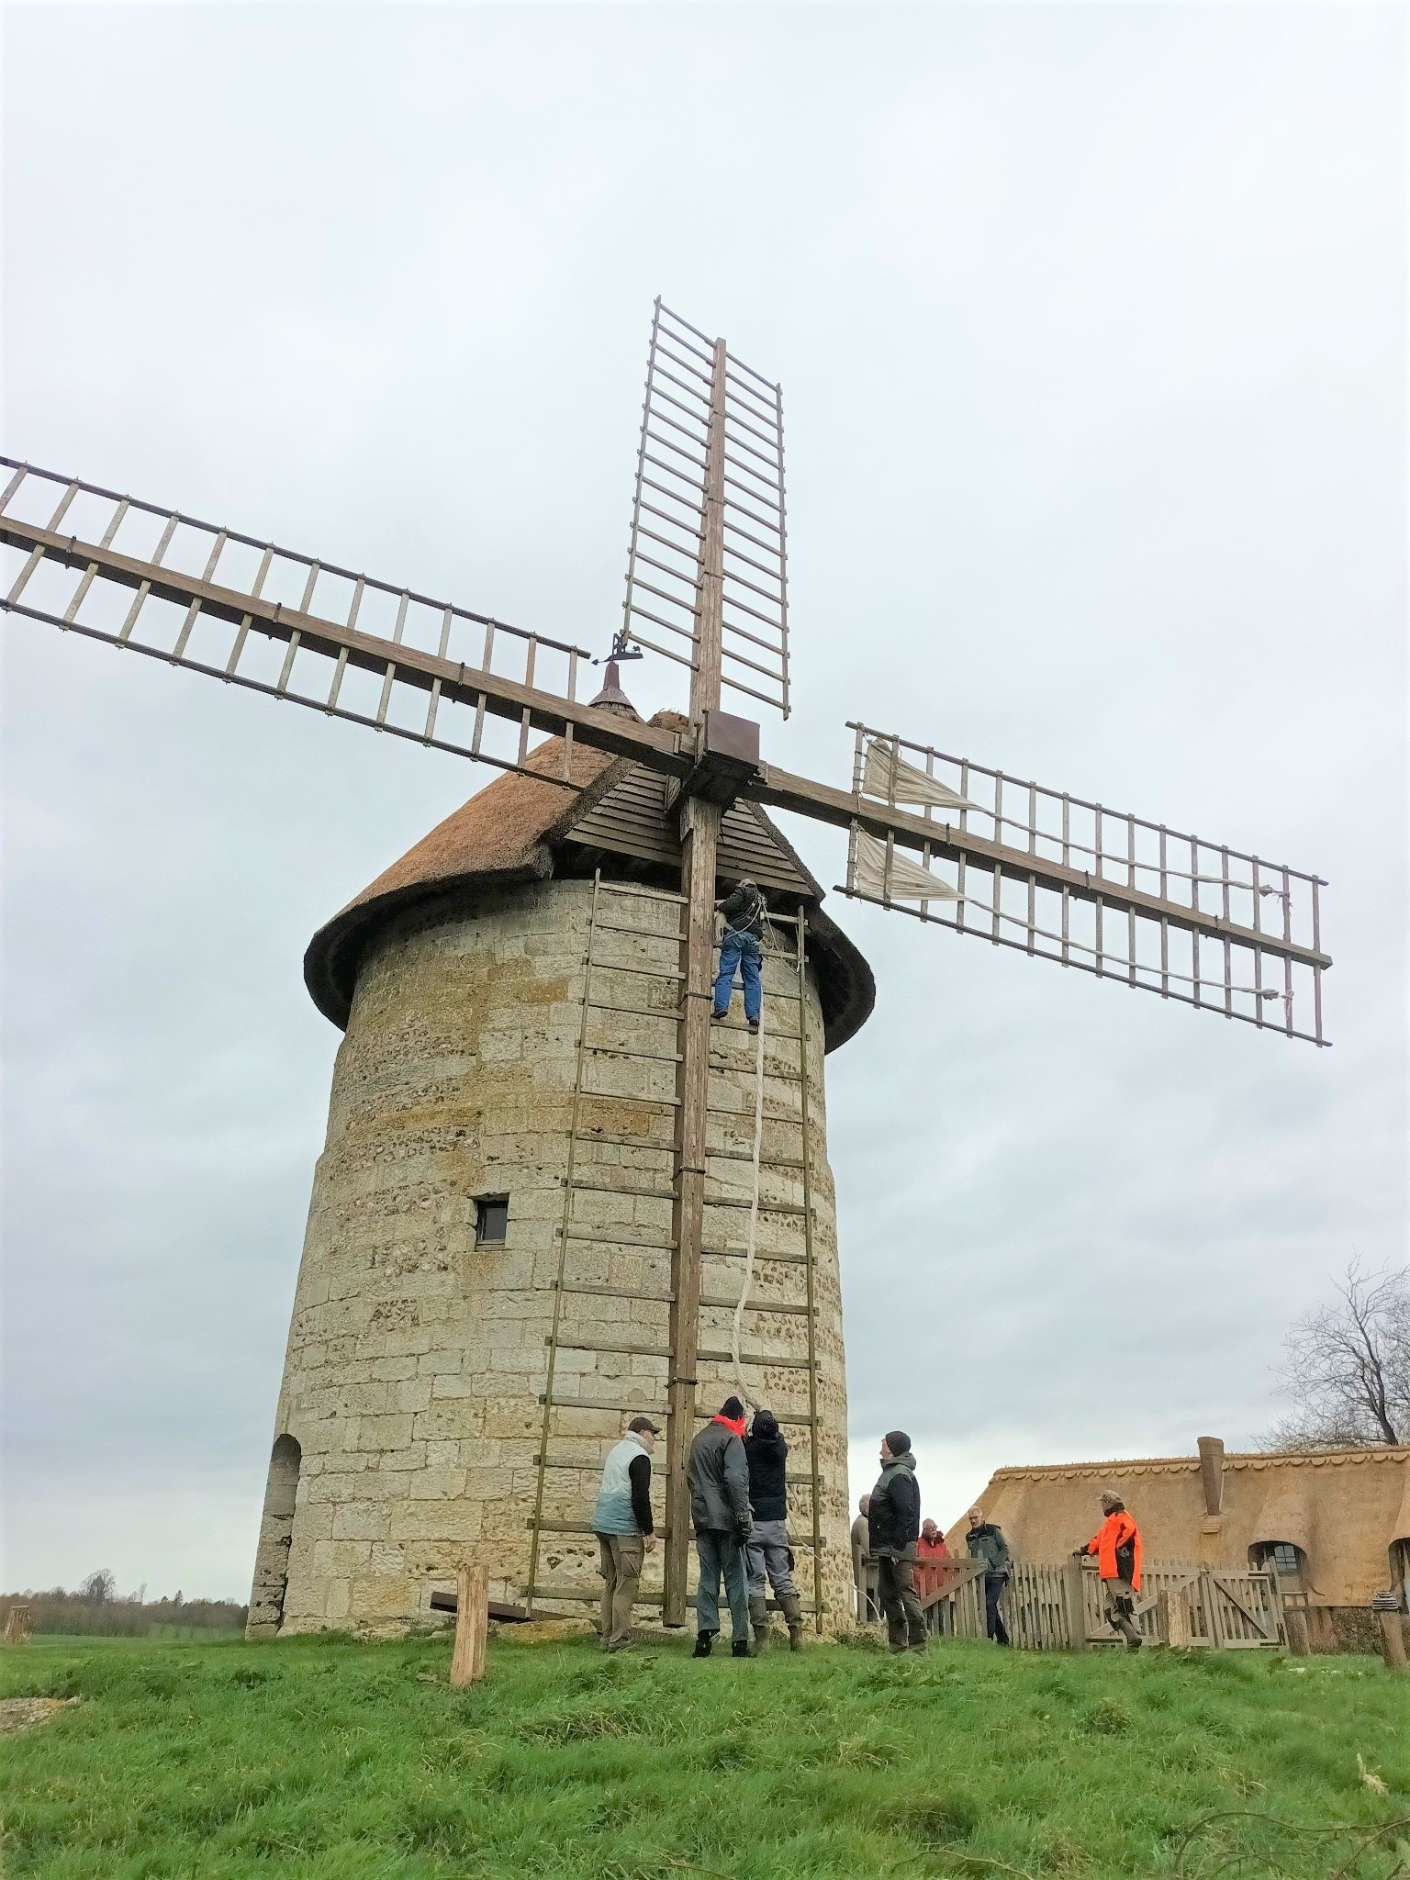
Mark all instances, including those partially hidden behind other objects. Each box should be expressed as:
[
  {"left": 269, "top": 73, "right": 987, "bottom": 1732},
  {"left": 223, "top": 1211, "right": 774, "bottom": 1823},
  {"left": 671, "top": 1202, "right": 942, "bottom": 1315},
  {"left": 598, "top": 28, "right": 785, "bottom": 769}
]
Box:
[{"left": 714, "top": 1413, "right": 746, "bottom": 1437}]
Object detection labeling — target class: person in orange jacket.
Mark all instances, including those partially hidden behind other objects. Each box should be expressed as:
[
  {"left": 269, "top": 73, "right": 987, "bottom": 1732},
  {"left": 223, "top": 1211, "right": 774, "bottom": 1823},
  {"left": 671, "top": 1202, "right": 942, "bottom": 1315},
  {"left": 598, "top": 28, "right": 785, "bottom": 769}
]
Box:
[{"left": 1078, "top": 1491, "right": 1143, "bottom": 1650}]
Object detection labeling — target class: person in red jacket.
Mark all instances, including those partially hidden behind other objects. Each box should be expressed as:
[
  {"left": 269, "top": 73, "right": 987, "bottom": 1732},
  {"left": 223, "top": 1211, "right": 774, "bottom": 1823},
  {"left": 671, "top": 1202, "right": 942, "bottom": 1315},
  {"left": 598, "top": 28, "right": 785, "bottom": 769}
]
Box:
[
  {"left": 914, "top": 1520, "right": 950, "bottom": 1599},
  {"left": 1079, "top": 1491, "right": 1143, "bottom": 1650}
]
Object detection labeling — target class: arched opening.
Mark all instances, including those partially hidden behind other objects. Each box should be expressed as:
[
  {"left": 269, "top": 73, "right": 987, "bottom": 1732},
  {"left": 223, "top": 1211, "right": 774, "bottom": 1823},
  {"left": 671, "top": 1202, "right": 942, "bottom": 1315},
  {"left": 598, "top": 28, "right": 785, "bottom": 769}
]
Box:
[
  {"left": 1249, "top": 1539, "right": 1307, "bottom": 1590},
  {"left": 247, "top": 1434, "right": 301, "bottom": 1638}
]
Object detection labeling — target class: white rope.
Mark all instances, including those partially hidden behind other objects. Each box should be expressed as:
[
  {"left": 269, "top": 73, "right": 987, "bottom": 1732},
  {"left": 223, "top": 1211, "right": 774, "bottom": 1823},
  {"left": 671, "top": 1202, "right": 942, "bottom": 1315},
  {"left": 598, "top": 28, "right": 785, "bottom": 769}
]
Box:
[{"left": 731, "top": 943, "right": 770, "bottom": 1410}]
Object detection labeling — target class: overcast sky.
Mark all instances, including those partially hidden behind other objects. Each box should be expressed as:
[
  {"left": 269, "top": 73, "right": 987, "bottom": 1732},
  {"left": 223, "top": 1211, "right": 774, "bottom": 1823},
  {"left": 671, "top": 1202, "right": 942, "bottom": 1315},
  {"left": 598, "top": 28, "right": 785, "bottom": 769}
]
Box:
[{"left": 2, "top": 4, "right": 1404, "bottom": 1600}]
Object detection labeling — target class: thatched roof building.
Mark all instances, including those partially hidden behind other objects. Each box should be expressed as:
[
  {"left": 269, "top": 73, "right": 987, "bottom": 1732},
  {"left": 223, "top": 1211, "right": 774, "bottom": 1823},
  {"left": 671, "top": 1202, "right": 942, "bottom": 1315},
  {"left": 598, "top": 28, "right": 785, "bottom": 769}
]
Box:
[{"left": 957, "top": 1437, "right": 1410, "bottom": 1609}]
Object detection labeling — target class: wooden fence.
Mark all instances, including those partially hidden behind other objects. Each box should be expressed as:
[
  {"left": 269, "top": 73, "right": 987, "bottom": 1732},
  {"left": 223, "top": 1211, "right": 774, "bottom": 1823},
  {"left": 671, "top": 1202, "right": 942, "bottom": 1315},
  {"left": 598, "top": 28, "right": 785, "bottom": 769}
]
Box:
[{"left": 858, "top": 1558, "right": 1284, "bottom": 1651}]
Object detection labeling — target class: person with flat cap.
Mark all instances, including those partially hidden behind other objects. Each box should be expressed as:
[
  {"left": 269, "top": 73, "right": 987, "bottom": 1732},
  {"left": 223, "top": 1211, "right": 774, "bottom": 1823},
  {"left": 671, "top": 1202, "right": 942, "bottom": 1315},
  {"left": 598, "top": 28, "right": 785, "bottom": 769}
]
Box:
[
  {"left": 686, "top": 1395, "right": 754, "bottom": 1657},
  {"left": 1077, "top": 1490, "right": 1144, "bottom": 1651},
  {"left": 867, "top": 1429, "right": 926, "bottom": 1652},
  {"left": 591, "top": 1413, "right": 660, "bottom": 1651}
]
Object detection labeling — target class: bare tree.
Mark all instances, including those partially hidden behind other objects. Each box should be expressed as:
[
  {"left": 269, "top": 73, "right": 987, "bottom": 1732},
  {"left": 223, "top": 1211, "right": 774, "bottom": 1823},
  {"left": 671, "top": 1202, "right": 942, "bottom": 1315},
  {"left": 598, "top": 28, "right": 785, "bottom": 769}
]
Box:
[
  {"left": 80, "top": 1568, "right": 117, "bottom": 1604},
  {"left": 1264, "top": 1261, "right": 1409, "bottom": 1450}
]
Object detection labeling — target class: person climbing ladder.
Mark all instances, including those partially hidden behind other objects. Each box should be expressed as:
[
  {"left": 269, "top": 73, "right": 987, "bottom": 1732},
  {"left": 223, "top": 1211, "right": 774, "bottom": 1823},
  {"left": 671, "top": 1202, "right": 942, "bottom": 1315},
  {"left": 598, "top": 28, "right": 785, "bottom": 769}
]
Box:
[{"left": 712, "top": 878, "right": 766, "bottom": 1033}]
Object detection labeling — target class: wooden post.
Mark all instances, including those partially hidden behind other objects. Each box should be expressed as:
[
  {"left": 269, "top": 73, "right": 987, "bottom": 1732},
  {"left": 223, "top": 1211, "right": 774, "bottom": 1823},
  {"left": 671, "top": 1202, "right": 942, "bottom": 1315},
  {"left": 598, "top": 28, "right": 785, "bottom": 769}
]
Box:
[
  {"left": 450, "top": 1562, "right": 489, "bottom": 1687},
  {"left": 665, "top": 796, "right": 721, "bottom": 1625},
  {"left": 3, "top": 1604, "right": 32, "bottom": 1646},
  {"left": 663, "top": 333, "right": 728, "bottom": 1629},
  {"left": 1157, "top": 1585, "right": 1192, "bottom": 1649},
  {"left": 1063, "top": 1562, "right": 1088, "bottom": 1651},
  {"left": 1372, "top": 1594, "right": 1407, "bottom": 1673},
  {"left": 1284, "top": 1600, "right": 1310, "bottom": 1655}
]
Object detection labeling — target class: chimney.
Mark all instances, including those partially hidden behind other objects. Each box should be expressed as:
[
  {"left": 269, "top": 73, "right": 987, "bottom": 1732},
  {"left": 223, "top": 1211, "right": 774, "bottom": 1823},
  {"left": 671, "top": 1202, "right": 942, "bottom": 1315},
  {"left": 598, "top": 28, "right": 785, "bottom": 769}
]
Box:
[{"left": 1197, "top": 1436, "right": 1225, "bottom": 1516}]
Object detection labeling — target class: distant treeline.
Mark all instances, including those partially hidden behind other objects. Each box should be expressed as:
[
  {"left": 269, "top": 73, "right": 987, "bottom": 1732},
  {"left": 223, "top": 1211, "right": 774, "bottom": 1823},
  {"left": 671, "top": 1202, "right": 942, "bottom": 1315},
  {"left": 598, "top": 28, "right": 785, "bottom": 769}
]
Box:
[{"left": 2, "top": 1571, "right": 247, "bottom": 1637}]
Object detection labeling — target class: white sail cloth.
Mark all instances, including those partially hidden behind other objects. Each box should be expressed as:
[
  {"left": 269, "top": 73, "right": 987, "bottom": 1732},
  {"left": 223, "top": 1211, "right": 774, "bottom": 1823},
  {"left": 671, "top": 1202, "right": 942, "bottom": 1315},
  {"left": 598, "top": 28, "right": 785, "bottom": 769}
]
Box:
[
  {"left": 862, "top": 740, "right": 971, "bottom": 810},
  {"left": 852, "top": 830, "right": 959, "bottom": 902}
]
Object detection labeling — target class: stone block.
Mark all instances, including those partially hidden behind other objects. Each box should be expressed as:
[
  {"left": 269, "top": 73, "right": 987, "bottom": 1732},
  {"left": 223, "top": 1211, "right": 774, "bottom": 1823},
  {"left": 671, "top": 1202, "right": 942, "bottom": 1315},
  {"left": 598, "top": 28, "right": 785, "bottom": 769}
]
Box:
[
  {"left": 355, "top": 1414, "right": 415, "bottom": 1451},
  {"left": 333, "top": 1501, "right": 390, "bottom": 1541},
  {"left": 409, "top": 1468, "right": 467, "bottom": 1500}
]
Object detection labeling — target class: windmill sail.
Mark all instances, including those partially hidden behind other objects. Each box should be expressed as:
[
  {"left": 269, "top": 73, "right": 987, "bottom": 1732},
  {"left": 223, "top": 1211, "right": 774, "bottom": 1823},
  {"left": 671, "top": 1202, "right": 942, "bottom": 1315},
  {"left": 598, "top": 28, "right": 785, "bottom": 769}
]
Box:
[
  {"left": 840, "top": 720, "right": 1329, "bottom": 1046},
  {"left": 0, "top": 458, "right": 606, "bottom": 784},
  {"left": 621, "top": 299, "right": 790, "bottom": 718}
]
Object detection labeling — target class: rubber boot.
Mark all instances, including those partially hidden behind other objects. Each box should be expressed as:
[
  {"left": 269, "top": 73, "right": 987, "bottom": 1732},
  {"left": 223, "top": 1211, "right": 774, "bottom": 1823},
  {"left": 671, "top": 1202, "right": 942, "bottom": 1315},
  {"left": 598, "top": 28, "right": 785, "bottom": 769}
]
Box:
[
  {"left": 748, "top": 1594, "right": 771, "bottom": 1653},
  {"left": 693, "top": 1631, "right": 715, "bottom": 1659},
  {"left": 781, "top": 1591, "right": 806, "bottom": 1652}
]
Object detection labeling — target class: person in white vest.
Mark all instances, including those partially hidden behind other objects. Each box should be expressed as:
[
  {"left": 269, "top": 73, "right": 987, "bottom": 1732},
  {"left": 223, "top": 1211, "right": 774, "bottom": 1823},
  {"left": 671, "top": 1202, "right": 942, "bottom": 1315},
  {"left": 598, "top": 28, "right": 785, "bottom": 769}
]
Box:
[{"left": 591, "top": 1414, "right": 660, "bottom": 1651}]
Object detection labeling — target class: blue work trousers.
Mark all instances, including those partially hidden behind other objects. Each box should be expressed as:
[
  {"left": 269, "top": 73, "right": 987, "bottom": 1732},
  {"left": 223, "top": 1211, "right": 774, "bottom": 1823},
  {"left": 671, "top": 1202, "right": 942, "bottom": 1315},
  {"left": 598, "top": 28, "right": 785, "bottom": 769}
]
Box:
[
  {"left": 695, "top": 1529, "right": 750, "bottom": 1641},
  {"left": 714, "top": 930, "right": 762, "bottom": 1024}
]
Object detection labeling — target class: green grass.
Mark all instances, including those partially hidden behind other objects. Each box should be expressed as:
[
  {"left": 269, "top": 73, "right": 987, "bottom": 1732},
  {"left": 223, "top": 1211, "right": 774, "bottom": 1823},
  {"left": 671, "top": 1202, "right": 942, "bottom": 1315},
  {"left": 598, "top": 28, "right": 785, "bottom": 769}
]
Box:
[{"left": 1, "top": 1630, "right": 1406, "bottom": 1878}]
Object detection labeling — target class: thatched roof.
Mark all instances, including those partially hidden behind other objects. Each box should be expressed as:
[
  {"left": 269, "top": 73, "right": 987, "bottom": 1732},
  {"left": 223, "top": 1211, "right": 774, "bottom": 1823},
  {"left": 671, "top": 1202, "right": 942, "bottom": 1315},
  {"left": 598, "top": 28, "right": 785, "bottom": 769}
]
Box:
[
  {"left": 304, "top": 716, "right": 875, "bottom": 1052},
  {"left": 949, "top": 1443, "right": 1410, "bottom": 1606}
]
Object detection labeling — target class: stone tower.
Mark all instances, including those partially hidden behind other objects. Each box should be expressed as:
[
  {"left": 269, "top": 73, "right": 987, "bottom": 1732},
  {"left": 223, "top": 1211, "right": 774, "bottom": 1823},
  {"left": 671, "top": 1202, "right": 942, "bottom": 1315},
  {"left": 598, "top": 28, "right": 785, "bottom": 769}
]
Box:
[{"left": 247, "top": 689, "right": 873, "bottom": 1638}]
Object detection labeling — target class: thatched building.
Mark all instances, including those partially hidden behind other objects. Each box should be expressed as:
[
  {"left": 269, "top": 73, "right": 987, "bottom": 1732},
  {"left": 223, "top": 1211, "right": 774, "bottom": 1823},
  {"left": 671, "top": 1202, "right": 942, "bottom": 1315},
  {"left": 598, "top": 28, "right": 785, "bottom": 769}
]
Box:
[{"left": 958, "top": 1436, "right": 1410, "bottom": 1637}]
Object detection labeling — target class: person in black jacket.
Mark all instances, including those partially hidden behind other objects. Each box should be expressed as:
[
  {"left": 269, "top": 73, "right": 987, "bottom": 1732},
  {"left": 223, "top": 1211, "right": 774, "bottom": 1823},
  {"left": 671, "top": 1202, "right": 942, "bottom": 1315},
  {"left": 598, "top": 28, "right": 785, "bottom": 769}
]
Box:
[
  {"left": 867, "top": 1430, "right": 926, "bottom": 1652},
  {"left": 712, "top": 879, "right": 766, "bottom": 1032},
  {"left": 743, "top": 1409, "right": 805, "bottom": 1652}
]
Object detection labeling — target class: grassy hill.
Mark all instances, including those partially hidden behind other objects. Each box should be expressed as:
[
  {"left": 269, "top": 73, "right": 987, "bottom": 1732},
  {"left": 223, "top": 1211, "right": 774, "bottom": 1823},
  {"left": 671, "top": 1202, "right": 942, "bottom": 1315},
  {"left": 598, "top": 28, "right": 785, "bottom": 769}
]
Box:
[{"left": 1, "top": 1629, "right": 1406, "bottom": 1878}]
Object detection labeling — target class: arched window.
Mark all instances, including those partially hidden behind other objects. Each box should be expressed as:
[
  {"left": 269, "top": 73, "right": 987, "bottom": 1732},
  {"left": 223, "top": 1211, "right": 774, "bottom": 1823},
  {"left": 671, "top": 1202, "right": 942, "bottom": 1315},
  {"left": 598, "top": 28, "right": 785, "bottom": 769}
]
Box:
[
  {"left": 1249, "top": 1540, "right": 1305, "bottom": 1586},
  {"left": 248, "top": 1435, "right": 301, "bottom": 1637}
]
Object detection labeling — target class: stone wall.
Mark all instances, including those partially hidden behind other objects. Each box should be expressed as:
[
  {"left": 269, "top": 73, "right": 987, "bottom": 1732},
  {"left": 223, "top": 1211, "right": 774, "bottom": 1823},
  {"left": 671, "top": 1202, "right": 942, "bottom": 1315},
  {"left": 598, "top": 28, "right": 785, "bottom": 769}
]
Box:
[{"left": 249, "top": 876, "right": 851, "bottom": 1637}]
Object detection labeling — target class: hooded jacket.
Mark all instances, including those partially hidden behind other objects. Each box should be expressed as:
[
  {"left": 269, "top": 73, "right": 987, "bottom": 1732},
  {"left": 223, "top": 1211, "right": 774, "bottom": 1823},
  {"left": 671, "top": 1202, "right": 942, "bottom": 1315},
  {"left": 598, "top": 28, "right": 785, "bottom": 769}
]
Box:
[
  {"left": 687, "top": 1416, "right": 753, "bottom": 1535},
  {"left": 867, "top": 1451, "right": 921, "bottom": 1560},
  {"left": 743, "top": 1412, "right": 789, "bottom": 1523}
]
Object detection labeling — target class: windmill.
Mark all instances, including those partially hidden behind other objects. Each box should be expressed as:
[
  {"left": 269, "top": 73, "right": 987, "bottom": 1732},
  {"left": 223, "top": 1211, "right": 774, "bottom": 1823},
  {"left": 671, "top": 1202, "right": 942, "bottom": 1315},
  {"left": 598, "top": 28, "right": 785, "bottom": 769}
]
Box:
[{"left": 0, "top": 299, "right": 1330, "bottom": 1638}]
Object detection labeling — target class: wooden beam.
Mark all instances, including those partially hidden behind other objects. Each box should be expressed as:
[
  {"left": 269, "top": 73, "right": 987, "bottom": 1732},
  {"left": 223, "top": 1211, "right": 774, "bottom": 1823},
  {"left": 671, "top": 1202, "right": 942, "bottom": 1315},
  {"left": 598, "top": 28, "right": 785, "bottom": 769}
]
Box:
[{"left": 665, "top": 796, "right": 721, "bottom": 1625}]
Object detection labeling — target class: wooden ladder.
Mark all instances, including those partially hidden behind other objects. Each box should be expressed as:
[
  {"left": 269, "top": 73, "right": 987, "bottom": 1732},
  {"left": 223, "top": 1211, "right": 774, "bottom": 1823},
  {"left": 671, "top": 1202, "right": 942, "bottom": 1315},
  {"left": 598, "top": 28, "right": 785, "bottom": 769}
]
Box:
[{"left": 524, "top": 880, "right": 827, "bottom": 1624}]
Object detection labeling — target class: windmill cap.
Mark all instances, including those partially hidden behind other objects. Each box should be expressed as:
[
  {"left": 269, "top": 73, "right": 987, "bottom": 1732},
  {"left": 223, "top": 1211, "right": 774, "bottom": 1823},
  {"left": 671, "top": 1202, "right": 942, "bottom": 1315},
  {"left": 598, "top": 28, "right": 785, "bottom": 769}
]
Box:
[{"left": 302, "top": 719, "right": 875, "bottom": 1050}]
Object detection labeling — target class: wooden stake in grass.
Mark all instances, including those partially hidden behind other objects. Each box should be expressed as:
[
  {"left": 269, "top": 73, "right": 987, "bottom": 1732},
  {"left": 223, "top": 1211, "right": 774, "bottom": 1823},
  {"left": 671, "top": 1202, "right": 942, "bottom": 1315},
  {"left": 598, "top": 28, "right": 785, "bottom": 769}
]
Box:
[
  {"left": 450, "top": 1563, "right": 489, "bottom": 1687},
  {"left": 1371, "top": 1591, "right": 1406, "bottom": 1674},
  {"left": 1156, "top": 1585, "right": 1192, "bottom": 1650}
]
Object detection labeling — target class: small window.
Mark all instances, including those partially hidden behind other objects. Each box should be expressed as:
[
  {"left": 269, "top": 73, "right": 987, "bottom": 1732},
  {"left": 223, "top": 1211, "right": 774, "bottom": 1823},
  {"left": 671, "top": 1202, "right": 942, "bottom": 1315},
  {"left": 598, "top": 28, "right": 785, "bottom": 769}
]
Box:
[
  {"left": 1253, "top": 1541, "right": 1303, "bottom": 1578},
  {"left": 474, "top": 1195, "right": 508, "bottom": 1246}
]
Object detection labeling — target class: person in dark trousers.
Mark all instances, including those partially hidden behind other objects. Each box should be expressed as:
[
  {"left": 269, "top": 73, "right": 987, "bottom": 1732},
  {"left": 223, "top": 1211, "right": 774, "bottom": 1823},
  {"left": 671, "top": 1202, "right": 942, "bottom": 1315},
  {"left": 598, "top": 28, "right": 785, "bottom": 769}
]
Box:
[
  {"left": 851, "top": 1495, "right": 875, "bottom": 1621},
  {"left": 590, "top": 1414, "right": 659, "bottom": 1651},
  {"left": 686, "top": 1395, "right": 753, "bottom": 1657},
  {"left": 1079, "top": 1491, "right": 1144, "bottom": 1650},
  {"left": 712, "top": 879, "right": 766, "bottom": 1032},
  {"left": 867, "top": 1430, "right": 926, "bottom": 1652},
  {"left": 743, "top": 1408, "right": 805, "bottom": 1651},
  {"left": 965, "top": 1506, "right": 1011, "bottom": 1645}
]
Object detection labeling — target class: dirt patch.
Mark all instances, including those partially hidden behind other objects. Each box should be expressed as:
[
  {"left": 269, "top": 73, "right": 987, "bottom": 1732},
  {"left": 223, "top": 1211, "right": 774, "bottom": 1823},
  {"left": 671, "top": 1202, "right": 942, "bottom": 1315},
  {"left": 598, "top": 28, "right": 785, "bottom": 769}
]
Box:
[
  {"left": 0, "top": 1697, "right": 78, "bottom": 1734},
  {"left": 493, "top": 1618, "right": 596, "bottom": 1645}
]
